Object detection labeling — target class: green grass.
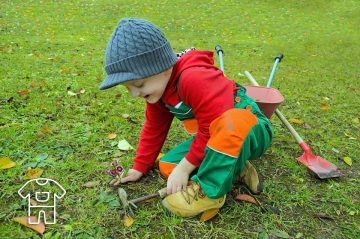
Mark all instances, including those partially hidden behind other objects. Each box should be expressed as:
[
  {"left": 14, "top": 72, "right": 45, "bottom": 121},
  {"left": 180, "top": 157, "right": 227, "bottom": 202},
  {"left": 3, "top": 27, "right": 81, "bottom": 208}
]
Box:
[{"left": 1, "top": 0, "right": 359, "bottom": 238}]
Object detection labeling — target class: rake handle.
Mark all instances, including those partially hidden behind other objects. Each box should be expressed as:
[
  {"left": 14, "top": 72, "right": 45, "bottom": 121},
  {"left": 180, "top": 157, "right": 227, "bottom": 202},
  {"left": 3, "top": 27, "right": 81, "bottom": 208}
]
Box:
[{"left": 129, "top": 187, "right": 167, "bottom": 204}]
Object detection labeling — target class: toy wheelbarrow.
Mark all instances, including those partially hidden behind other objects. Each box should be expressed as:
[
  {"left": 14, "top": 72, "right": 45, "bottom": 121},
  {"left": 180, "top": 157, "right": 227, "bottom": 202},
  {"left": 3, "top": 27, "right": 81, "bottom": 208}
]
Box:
[{"left": 215, "top": 46, "right": 341, "bottom": 179}]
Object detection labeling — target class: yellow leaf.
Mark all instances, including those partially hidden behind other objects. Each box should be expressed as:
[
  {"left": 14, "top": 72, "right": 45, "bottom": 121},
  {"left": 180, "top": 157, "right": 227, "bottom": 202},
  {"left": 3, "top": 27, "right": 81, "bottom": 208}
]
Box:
[
  {"left": 155, "top": 153, "right": 164, "bottom": 164},
  {"left": 108, "top": 133, "right": 117, "bottom": 139},
  {"left": 319, "top": 100, "right": 327, "bottom": 105},
  {"left": 60, "top": 68, "right": 70, "bottom": 74},
  {"left": 343, "top": 157, "right": 352, "bottom": 166},
  {"left": 321, "top": 106, "right": 330, "bottom": 110},
  {"left": 200, "top": 208, "right": 219, "bottom": 222},
  {"left": 123, "top": 215, "right": 134, "bottom": 227},
  {"left": 12, "top": 216, "right": 45, "bottom": 235},
  {"left": 40, "top": 126, "right": 53, "bottom": 135},
  {"left": 0, "top": 157, "right": 16, "bottom": 169},
  {"left": 24, "top": 168, "right": 44, "bottom": 179},
  {"left": 352, "top": 118, "right": 359, "bottom": 124},
  {"left": 288, "top": 118, "right": 304, "bottom": 124}
]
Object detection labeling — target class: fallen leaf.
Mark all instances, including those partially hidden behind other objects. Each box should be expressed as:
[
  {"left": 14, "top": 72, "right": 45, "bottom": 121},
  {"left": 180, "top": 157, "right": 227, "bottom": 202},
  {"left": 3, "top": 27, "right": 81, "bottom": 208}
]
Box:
[
  {"left": 303, "top": 123, "right": 312, "bottom": 129},
  {"left": 115, "top": 93, "right": 122, "bottom": 98},
  {"left": 108, "top": 133, "right": 117, "bottom": 139},
  {"left": 271, "top": 229, "right": 289, "bottom": 238},
  {"left": 60, "top": 68, "right": 70, "bottom": 74},
  {"left": 40, "top": 126, "right": 53, "bottom": 135},
  {"left": 288, "top": 118, "right": 304, "bottom": 124},
  {"left": 123, "top": 215, "right": 134, "bottom": 227},
  {"left": 235, "top": 194, "right": 257, "bottom": 205},
  {"left": 319, "top": 100, "right": 327, "bottom": 105},
  {"left": 331, "top": 148, "right": 340, "bottom": 154},
  {"left": 321, "top": 106, "right": 330, "bottom": 110},
  {"left": 258, "top": 230, "right": 269, "bottom": 239},
  {"left": 343, "top": 157, "right": 352, "bottom": 166},
  {"left": 313, "top": 213, "right": 334, "bottom": 220},
  {"left": 30, "top": 199, "right": 37, "bottom": 206},
  {"left": 113, "top": 152, "right": 125, "bottom": 158},
  {"left": 36, "top": 153, "right": 48, "bottom": 161},
  {"left": 117, "top": 140, "right": 133, "bottom": 151},
  {"left": 352, "top": 118, "right": 359, "bottom": 124},
  {"left": 18, "top": 90, "right": 29, "bottom": 95},
  {"left": 83, "top": 181, "right": 100, "bottom": 188},
  {"left": 155, "top": 153, "right": 164, "bottom": 164},
  {"left": 79, "top": 89, "right": 85, "bottom": 94},
  {"left": 121, "top": 113, "right": 129, "bottom": 119},
  {"left": 199, "top": 208, "right": 219, "bottom": 222},
  {"left": 295, "top": 232, "right": 303, "bottom": 238},
  {"left": 67, "top": 91, "right": 77, "bottom": 96},
  {"left": 0, "top": 157, "right": 16, "bottom": 169},
  {"left": 12, "top": 216, "right": 45, "bottom": 235},
  {"left": 30, "top": 82, "right": 48, "bottom": 87},
  {"left": 24, "top": 168, "right": 44, "bottom": 179}
]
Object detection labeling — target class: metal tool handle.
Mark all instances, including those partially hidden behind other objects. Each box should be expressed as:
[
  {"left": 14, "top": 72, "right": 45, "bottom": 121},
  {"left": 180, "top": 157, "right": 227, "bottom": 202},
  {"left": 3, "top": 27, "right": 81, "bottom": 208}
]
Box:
[
  {"left": 244, "top": 71, "right": 304, "bottom": 144},
  {"left": 267, "top": 53, "right": 284, "bottom": 87},
  {"left": 215, "top": 45, "right": 225, "bottom": 73}
]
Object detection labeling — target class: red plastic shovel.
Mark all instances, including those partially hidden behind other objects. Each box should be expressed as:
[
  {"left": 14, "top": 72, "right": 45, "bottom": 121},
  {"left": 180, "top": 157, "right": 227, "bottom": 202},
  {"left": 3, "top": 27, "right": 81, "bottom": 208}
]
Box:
[{"left": 245, "top": 71, "right": 342, "bottom": 179}]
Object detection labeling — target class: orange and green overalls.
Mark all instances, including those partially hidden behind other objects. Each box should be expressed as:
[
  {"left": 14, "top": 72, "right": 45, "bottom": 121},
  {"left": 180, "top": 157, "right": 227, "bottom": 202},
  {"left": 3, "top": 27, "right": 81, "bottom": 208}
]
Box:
[{"left": 159, "top": 83, "right": 273, "bottom": 198}]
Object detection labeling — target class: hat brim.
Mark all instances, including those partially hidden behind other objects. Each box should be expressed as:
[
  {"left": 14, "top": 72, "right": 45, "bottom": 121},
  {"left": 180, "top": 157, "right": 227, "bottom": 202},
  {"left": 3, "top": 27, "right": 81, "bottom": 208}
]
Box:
[{"left": 99, "top": 72, "right": 141, "bottom": 90}]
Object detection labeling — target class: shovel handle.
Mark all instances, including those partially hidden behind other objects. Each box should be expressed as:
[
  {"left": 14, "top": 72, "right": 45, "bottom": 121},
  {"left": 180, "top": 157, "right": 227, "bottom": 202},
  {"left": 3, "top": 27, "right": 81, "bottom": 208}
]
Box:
[{"left": 244, "top": 71, "right": 304, "bottom": 145}]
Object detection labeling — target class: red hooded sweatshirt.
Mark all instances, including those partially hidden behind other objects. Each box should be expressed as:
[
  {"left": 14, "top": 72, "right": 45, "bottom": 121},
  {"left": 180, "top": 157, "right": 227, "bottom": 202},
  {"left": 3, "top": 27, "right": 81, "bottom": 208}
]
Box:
[{"left": 133, "top": 50, "right": 237, "bottom": 174}]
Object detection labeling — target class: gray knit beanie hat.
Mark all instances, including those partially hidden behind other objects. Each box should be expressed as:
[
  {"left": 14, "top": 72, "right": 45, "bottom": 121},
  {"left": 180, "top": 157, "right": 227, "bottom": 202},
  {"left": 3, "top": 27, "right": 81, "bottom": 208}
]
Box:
[{"left": 99, "top": 18, "right": 177, "bottom": 90}]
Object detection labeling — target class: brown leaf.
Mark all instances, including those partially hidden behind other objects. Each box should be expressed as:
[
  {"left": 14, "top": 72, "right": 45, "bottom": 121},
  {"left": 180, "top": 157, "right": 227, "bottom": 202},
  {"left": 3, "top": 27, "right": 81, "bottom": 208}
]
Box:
[
  {"left": 199, "top": 208, "right": 219, "bottom": 222},
  {"left": 18, "top": 90, "right": 29, "bottom": 95},
  {"left": 83, "top": 181, "right": 100, "bottom": 188},
  {"left": 115, "top": 93, "right": 122, "bottom": 98},
  {"left": 30, "top": 199, "right": 37, "bottom": 206},
  {"left": 12, "top": 216, "right": 45, "bottom": 234},
  {"left": 30, "top": 82, "right": 48, "bottom": 87},
  {"left": 24, "top": 168, "right": 44, "bottom": 179},
  {"left": 321, "top": 106, "right": 330, "bottom": 110},
  {"left": 60, "top": 68, "right": 70, "bottom": 74},
  {"left": 319, "top": 100, "right": 327, "bottom": 105},
  {"left": 235, "top": 194, "right": 258, "bottom": 205},
  {"left": 313, "top": 213, "right": 333, "bottom": 220}
]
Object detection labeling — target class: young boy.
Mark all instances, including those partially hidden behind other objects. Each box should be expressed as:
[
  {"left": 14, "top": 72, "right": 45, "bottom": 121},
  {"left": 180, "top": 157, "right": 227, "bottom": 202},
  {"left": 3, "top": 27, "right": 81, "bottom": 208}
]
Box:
[{"left": 100, "top": 18, "right": 272, "bottom": 218}]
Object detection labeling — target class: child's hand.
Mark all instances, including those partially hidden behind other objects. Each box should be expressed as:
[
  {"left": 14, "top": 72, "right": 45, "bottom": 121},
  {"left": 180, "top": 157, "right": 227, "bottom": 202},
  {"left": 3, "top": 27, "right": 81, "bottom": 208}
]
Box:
[
  {"left": 109, "top": 168, "right": 143, "bottom": 186},
  {"left": 167, "top": 165, "right": 189, "bottom": 194},
  {"left": 166, "top": 157, "right": 196, "bottom": 194}
]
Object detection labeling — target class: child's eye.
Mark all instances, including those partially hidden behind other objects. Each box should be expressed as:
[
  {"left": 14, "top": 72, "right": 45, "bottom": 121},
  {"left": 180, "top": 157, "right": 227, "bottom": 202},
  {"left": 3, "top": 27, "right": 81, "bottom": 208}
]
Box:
[{"left": 134, "top": 83, "right": 144, "bottom": 88}]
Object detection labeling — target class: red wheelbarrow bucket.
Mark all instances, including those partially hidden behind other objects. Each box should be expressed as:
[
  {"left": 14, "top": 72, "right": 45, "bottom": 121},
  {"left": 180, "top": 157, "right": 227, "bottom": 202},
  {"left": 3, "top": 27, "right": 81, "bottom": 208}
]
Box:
[{"left": 243, "top": 85, "right": 284, "bottom": 119}]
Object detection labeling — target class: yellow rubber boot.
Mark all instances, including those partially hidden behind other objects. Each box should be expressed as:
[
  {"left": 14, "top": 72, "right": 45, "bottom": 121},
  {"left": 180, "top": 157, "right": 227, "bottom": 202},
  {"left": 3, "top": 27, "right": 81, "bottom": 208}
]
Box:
[
  {"left": 239, "top": 161, "right": 263, "bottom": 194},
  {"left": 162, "top": 183, "right": 226, "bottom": 218}
]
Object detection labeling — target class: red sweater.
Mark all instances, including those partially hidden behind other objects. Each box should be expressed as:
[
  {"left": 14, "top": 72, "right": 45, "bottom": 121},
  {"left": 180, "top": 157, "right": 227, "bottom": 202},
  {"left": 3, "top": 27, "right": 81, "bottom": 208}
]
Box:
[{"left": 133, "top": 50, "right": 236, "bottom": 174}]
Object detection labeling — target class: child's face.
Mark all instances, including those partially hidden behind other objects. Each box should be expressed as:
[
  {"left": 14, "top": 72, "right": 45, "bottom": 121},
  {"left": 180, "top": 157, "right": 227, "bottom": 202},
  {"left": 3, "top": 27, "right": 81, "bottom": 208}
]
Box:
[{"left": 122, "top": 68, "right": 173, "bottom": 104}]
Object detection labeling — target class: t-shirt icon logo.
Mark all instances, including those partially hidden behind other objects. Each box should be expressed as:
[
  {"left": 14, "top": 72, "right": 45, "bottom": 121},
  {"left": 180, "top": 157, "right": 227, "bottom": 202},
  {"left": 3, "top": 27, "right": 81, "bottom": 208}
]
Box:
[{"left": 18, "top": 178, "right": 66, "bottom": 225}]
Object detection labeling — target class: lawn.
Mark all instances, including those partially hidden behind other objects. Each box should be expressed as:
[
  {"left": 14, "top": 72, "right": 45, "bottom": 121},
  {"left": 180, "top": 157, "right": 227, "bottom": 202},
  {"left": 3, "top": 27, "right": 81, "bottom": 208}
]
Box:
[{"left": 0, "top": 0, "right": 359, "bottom": 238}]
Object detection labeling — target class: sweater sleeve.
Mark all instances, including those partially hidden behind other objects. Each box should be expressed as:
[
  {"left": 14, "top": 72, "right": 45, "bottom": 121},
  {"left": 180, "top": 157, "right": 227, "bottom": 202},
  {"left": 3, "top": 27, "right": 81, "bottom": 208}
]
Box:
[
  {"left": 133, "top": 101, "right": 174, "bottom": 174},
  {"left": 178, "top": 66, "right": 234, "bottom": 166}
]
